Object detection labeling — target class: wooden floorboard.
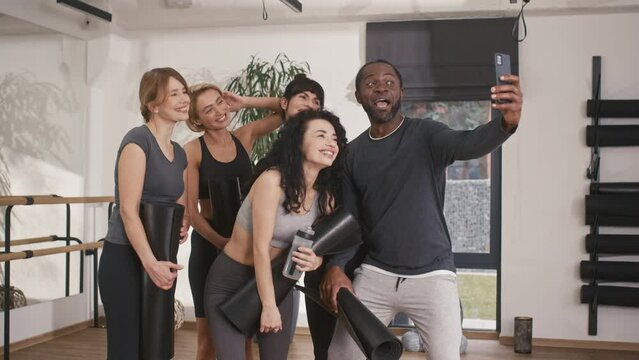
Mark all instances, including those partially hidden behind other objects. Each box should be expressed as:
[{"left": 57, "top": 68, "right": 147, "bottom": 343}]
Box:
[{"left": 2, "top": 327, "right": 638, "bottom": 359}]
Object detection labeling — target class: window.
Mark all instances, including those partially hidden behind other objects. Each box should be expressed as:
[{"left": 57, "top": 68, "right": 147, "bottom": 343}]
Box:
[{"left": 402, "top": 100, "right": 498, "bottom": 330}]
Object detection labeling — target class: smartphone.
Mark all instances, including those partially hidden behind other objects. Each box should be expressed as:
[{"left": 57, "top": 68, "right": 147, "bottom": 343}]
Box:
[
  {"left": 494, "top": 53, "right": 512, "bottom": 104},
  {"left": 282, "top": 227, "right": 315, "bottom": 280}
]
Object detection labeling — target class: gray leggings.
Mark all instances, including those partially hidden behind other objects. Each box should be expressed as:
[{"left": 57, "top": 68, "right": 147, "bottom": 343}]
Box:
[{"left": 204, "top": 251, "right": 293, "bottom": 360}]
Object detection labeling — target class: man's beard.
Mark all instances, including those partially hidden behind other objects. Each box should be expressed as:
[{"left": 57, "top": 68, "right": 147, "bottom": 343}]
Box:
[{"left": 362, "top": 100, "right": 401, "bottom": 124}]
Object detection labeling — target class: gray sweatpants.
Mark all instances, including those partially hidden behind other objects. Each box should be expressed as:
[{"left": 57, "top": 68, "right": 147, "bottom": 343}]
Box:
[
  {"left": 204, "top": 252, "right": 293, "bottom": 360},
  {"left": 328, "top": 267, "right": 462, "bottom": 360}
]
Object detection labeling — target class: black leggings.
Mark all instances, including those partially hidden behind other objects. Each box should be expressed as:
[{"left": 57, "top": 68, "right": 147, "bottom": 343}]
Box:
[
  {"left": 304, "top": 268, "right": 337, "bottom": 360},
  {"left": 305, "top": 244, "right": 366, "bottom": 360},
  {"left": 98, "top": 241, "right": 142, "bottom": 360},
  {"left": 204, "top": 252, "right": 293, "bottom": 360},
  {"left": 188, "top": 221, "right": 219, "bottom": 318}
]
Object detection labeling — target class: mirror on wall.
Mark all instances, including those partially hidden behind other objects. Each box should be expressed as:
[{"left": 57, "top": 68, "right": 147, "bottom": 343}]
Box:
[{"left": 0, "top": 13, "right": 92, "bottom": 310}]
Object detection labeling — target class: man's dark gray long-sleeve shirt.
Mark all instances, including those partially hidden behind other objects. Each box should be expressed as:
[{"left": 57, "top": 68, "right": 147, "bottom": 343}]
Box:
[{"left": 330, "top": 116, "right": 513, "bottom": 275}]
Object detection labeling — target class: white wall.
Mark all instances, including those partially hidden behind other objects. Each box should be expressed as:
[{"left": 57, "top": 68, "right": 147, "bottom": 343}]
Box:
[{"left": 501, "top": 12, "right": 639, "bottom": 342}]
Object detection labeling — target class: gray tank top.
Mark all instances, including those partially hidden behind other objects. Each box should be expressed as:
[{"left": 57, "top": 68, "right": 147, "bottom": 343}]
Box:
[
  {"left": 105, "top": 125, "right": 187, "bottom": 245},
  {"left": 236, "top": 193, "right": 319, "bottom": 248}
]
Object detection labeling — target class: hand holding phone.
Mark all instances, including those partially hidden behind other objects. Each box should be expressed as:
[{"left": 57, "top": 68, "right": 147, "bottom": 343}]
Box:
[{"left": 494, "top": 53, "right": 512, "bottom": 104}]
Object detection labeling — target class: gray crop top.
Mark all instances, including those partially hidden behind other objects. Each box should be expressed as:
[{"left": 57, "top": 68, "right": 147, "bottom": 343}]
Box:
[{"left": 236, "top": 194, "right": 319, "bottom": 249}]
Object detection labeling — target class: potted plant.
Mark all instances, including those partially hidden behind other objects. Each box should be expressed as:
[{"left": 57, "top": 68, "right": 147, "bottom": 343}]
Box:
[{"left": 224, "top": 53, "right": 310, "bottom": 162}]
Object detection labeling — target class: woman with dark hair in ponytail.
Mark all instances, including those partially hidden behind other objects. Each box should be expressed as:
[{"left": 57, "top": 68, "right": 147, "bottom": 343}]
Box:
[{"left": 203, "top": 109, "right": 348, "bottom": 360}]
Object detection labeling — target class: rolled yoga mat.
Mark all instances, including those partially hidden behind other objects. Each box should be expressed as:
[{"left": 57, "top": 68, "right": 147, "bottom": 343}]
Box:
[
  {"left": 335, "top": 288, "right": 403, "bottom": 360},
  {"left": 586, "top": 125, "right": 639, "bottom": 147},
  {"left": 296, "top": 285, "right": 404, "bottom": 359},
  {"left": 580, "top": 261, "right": 639, "bottom": 282},
  {"left": 585, "top": 194, "right": 639, "bottom": 227},
  {"left": 586, "top": 234, "right": 639, "bottom": 255},
  {"left": 311, "top": 209, "right": 362, "bottom": 256},
  {"left": 208, "top": 177, "right": 244, "bottom": 238},
  {"left": 139, "top": 202, "right": 184, "bottom": 360},
  {"left": 219, "top": 209, "right": 360, "bottom": 336},
  {"left": 590, "top": 182, "right": 639, "bottom": 195},
  {"left": 581, "top": 285, "right": 639, "bottom": 307},
  {"left": 586, "top": 100, "right": 639, "bottom": 118}
]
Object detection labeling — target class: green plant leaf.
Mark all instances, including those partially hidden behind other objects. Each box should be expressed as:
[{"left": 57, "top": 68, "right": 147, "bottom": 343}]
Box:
[{"left": 224, "top": 53, "right": 311, "bottom": 163}]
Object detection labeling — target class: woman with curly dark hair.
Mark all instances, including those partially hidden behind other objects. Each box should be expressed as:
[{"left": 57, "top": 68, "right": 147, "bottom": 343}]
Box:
[{"left": 203, "top": 109, "right": 347, "bottom": 360}]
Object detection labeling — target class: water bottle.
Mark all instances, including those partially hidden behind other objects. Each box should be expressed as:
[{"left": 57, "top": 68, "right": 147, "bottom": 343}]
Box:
[{"left": 282, "top": 226, "right": 315, "bottom": 280}]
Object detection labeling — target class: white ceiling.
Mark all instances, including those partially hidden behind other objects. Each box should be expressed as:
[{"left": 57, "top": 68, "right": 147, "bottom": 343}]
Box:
[{"left": 2, "top": 0, "right": 639, "bottom": 39}]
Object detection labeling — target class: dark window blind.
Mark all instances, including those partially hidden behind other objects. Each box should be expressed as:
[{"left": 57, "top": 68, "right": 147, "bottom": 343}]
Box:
[{"left": 366, "top": 18, "right": 519, "bottom": 101}]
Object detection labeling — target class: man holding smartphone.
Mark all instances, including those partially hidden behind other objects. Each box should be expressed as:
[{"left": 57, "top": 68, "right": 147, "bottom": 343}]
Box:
[{"left": 321, "top": 59, "right": 523, "bottom": 360}]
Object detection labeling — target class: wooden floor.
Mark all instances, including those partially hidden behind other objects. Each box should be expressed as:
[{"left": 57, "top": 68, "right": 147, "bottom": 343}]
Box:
[{"left": 3, "top": 327, "right": 639, "bottom": 359}]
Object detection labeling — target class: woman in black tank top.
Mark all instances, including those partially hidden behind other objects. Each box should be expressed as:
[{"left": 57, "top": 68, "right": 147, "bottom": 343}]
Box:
[
  {"left": 184, "top": 76, "right": 326, "bottom": 360},
  {"left": 183, "top": 83, "right": 281, "bottom": 360}
]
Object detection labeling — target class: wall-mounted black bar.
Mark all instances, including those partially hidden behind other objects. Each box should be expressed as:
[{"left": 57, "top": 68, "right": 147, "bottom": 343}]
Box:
[
  {"left": 590, "top": 182, "right": 639, "bottom": 194},
  {"left": 581, "top": 285, "right": 639, "bottom": 307},
  {"left": 586, "top": 194, "right": 639, "bottom": 226},
  {"left": 580, "top": 261, "right": 639, "bottom": 282},
  {"left": 587, "top": 56, "right": 601, "bottom": 184},
  {"left": 586, "top": 234, "right": 639, "bottom": 255},
  {"left": 592, "top": 56, "right": 601, "bottom": 102},
  {"left": 586, "top": 125, "right": 639, "bottom": 147},
  {"left": 586, "top": 100, "right": 639, "bottom": 118}
]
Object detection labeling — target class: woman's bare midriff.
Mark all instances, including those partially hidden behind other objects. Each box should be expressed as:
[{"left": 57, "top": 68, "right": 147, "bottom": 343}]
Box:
[{"left": 223, "top": 224, "right": 286, "bottom": 266}]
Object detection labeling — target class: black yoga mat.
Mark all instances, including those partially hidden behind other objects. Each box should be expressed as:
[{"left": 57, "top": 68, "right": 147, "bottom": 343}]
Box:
[
  {"left": 139, "top": 202, "right": 184, "bottom": 360},
  {"left": 586, "top": 234, "right": 639, "bottom": 255},
  {"left": 336, "top": 288, "right": 403, "bottom": 360},
  {"left": 219, "top": 210, "right": 360, "bottom": 336},
  {"left": 307, "top": 209, "right": 361, "bottom": 256},
  {"left": 581, "top": 285, "right": 639, "bottom": 307},
  {"left": 208, "top": 178, "right": 244, "bottom": 238},
  {"left": 220, "top": 254, "right": 296, "bottom": 336},
  {"left": 590, "top": 182, "right": 639, "bottom": 195},
  {"left": 586, "top": 125, "right": 639, "bottom": 147},
  {"left": 585, "top": 194, "right": 639, "bottom": 227},
  {"left": 580, "top": 261, "right": 639, "bottom": 282},
  {"left": 294, "top": 284, "right": 336, "bottom": 315},
  {"left": 586, "top": 100, "right": 639, "bottom": 118},
  {"left": 296, "top": 285, "right": 403, "bottom": 360}
]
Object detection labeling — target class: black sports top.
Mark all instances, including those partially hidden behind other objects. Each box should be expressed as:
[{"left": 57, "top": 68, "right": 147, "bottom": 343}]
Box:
[{"left": 198, "top": 133, "right": 252, "bottom": 199}]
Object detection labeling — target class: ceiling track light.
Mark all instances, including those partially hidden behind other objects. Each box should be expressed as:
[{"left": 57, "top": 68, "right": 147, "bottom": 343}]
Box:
[
  {"left": 280, "top": 0, "right": 302, "bottom": 13},
  {"left": 56, "top": 0, "right": 112, "bottom": 22}
]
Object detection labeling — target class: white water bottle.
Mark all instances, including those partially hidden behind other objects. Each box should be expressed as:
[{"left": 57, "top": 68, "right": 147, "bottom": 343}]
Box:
[{"left": 282, "top": 226, "right": 315, "bottom": 280}]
